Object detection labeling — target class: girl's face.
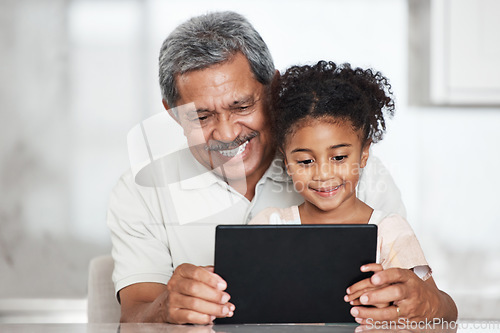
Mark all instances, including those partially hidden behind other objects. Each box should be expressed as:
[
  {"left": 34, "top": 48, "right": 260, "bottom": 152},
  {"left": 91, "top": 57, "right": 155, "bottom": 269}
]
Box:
[{"left": 284, "top": 119, "right": 370, "bottom": 213}]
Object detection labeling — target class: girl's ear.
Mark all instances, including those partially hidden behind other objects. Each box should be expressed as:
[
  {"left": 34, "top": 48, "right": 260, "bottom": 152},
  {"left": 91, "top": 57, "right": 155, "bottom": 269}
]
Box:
[
  {"left": 360, "top": 141, "right": 371, "bottom": 168},
  {"left": 281, "top": 150, "right": 291, "bottom": 176}
]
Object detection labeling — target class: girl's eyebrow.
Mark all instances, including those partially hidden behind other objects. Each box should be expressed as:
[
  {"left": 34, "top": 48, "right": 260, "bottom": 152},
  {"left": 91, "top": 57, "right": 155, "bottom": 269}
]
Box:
[
  {"left": 290, "top": 148, "right": 312, "bottom": 154},
  {"left": 290, "top": 143, "right": 352, "bottom": 154},
  {"left": 329, "top": 143, "right": 352, "bottom": 149}
]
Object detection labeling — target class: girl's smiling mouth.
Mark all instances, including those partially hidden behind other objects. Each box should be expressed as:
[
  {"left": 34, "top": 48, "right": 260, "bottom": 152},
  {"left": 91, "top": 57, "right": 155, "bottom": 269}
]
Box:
[{"left": 309, "top": 184, "right": 343, "bottom": 197}]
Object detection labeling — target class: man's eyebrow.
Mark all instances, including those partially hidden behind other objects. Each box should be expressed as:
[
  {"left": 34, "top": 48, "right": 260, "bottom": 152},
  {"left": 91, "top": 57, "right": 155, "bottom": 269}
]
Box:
[
  {"left": 187, "top": 97, "right": 258, "bottom": 115},
  {"left": 192, "top": 108, "right": 211, "bottom": 113},
  {"left": 229, "top": 96, "right": 256, "bottom": 107}
]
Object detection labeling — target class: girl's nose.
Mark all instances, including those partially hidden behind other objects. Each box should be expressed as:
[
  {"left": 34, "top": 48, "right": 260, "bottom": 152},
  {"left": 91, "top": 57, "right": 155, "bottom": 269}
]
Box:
[{"left": 312, "top": 161, "right": 334, "bottom": 181}]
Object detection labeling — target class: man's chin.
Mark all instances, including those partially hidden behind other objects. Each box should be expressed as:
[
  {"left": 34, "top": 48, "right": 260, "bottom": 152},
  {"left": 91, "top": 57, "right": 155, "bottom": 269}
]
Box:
[{"left": 212, "top": 160, "right": 247, "bottom": 181}]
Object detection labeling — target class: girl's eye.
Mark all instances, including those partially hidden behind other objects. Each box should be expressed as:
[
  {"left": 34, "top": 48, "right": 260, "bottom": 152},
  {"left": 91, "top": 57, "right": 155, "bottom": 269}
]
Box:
[
  {"left": 332, "top": 155, "right": 347, "bottom": 162},
  {"left": 297, "top": 159, "right": 314, "bottom": 165}
]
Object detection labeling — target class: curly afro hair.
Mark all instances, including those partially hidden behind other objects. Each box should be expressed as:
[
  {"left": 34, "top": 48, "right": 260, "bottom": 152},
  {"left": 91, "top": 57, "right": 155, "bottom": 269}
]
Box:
[{"left": 272, "top": 61, "right": 395, "bottom": 149}]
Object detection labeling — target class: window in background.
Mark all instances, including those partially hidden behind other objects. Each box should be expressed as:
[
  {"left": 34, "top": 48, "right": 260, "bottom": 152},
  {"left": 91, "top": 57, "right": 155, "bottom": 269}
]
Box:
[{"left": 0, "top": 0, "right": 151, "bottom": 323}]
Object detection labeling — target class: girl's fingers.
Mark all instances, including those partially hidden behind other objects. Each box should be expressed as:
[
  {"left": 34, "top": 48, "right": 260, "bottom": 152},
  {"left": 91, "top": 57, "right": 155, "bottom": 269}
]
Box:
[
  {"left": 360, "top": 263, "right": 384, "bottom": 273},
  {"left": 346, "top": 264, "right": 385, "bottom": 302},
  {"left": 346, "top": 278, "right": 374, "bottom": 297},
  {"left": 345, "top": 286, "right": 371, "bottom": 302}
]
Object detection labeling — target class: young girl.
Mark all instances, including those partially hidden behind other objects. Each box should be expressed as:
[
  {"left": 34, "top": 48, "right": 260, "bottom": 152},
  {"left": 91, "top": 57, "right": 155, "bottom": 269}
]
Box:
[{"left": 249, "top": 61, "right": 434, "bottom": 319}]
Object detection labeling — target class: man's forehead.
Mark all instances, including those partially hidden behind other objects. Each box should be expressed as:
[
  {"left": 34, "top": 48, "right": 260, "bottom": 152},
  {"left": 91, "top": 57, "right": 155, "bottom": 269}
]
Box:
[
  {"left": 177, "top": 74, "right": 246, "bottom": 95},
  {"left": 175, "top": 53, "right": 261, "bottom": 94}
]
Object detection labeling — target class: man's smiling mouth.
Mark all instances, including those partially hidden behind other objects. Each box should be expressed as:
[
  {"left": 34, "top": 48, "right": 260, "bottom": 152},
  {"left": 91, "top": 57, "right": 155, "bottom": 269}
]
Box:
[
  {"left": 218, "top": 140, "right": 250, "bottom": 157},
  {"left": 205, "top": 131, "right": 258, "bottom": 158}
]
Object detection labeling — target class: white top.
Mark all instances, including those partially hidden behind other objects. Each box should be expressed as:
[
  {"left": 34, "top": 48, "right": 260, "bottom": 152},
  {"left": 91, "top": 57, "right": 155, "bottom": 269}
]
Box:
[
  {"left": 107, "top": 148, "right": 406, "bottom": 295},
  {"left": 249, "top": 206, "right": 431, "bottom": 280}
]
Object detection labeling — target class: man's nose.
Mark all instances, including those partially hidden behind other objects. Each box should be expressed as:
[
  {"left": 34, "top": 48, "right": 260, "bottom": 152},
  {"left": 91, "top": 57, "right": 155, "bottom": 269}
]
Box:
[{"left": 212, "top": 115, "right": 241, "bottom": 143}]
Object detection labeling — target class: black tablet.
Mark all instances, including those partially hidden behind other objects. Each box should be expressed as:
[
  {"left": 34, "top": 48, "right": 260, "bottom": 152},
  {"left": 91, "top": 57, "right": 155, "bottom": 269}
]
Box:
[{"left": 214, "top": 224, "right": 377, "bottom": 324}]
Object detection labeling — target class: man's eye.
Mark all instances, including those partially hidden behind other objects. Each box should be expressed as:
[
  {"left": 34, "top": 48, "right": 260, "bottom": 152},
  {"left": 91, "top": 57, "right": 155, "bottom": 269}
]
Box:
[
  {"left": 297, "top": 159, "right": 314, "bottom": 165},
  {"left": 189, "top": 114, "right": 210, "bottom": 122},
  {"left": 235, "top": 105, "right": 252, "bottom": 113},
  {"left": 332, "top": 155, "right": 347, "bottom": 162}
]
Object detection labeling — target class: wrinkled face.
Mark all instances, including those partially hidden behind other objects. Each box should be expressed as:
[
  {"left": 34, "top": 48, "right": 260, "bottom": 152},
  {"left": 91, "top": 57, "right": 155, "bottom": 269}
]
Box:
[
  {"left": 284, "top": 120, "right": 370, "bottom": 213},
  {"left": 173, "top": 53, "right": 274, "bottom": 183}
]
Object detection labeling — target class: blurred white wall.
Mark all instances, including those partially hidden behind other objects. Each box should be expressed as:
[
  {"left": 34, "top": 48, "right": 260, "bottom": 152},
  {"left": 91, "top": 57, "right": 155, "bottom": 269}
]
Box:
[{"left": 0, "top": 0, "right": 499, "bottom": 320}]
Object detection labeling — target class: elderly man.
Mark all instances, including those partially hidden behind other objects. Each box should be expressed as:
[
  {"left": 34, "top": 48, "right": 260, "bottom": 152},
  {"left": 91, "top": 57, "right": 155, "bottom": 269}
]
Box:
[{"left": 107, "top": 11, "right": 456, "bottom": 325}]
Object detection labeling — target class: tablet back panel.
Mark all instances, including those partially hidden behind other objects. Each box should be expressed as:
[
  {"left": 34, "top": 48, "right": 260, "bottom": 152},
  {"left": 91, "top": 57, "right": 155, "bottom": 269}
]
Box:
[{"left": 214, "top": 224, "right": 377, "bottom": 324}]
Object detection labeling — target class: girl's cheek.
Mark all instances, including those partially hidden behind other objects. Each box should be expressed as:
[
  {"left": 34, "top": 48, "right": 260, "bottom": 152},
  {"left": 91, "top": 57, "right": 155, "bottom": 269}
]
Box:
[{"left": 292, "top": 179, "right": 308, "bottom": 193}]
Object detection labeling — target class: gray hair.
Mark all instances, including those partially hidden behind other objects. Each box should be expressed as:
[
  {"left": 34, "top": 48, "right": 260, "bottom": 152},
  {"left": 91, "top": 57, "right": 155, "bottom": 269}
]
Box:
[{"left": 159, "top": 11, "right": 275, "bottom": 107}]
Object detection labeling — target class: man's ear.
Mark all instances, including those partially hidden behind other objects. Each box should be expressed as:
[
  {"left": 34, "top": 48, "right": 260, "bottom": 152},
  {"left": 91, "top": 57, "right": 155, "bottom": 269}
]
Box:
[
  {"left": 162, "top": 99, "right": 181, "bottom": 125},
  {"left": 268, "top": 70, "right": 280, "bottom": 92},
  {"left": 360, "top": 140, "right": 371, "bottom": 169},
  {"left": 271, "top": 69, "right": 280, "bottom": 89}
]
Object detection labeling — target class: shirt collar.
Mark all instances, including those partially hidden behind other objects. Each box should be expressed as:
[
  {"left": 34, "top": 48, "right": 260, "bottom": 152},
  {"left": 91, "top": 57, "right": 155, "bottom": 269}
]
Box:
[
  {"left": 262, "top": 155, "right": 292, "bottom": 183},
  {"left": 178, "top": 147, "right": 222, "bottom": 190}
]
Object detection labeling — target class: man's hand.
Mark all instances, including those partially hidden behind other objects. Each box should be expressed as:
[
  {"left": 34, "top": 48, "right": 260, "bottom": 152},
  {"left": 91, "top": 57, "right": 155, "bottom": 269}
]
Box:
[
  {"left": 165, "top": 264, "right": 235, "bottom": 324},
  {"left": 345, "top": 263, "right": 390, "bottom": 308},
  {"left": 119, "top": 263, "right": 235, "bottom": 324},
  {"left": 346, "top": 268, "right": 457, "bottom": 325}
]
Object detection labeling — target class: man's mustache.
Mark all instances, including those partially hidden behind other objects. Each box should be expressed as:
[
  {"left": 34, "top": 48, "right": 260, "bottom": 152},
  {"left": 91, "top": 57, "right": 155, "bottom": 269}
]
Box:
[{"left": 205, "top": 132, "right": 258, "bottom": 151}]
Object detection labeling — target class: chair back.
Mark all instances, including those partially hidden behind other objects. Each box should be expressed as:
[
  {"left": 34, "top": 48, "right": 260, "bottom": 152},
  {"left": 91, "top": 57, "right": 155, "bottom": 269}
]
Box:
[{"left": 87, "top": 255, "right": 121, "bottom": 323}]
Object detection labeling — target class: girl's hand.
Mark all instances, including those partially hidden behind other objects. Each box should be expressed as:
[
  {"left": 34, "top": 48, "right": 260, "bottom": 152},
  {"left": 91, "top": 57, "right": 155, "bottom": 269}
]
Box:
[{"left": 345, "top": 263, "right": 391, "bottom": 309}]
